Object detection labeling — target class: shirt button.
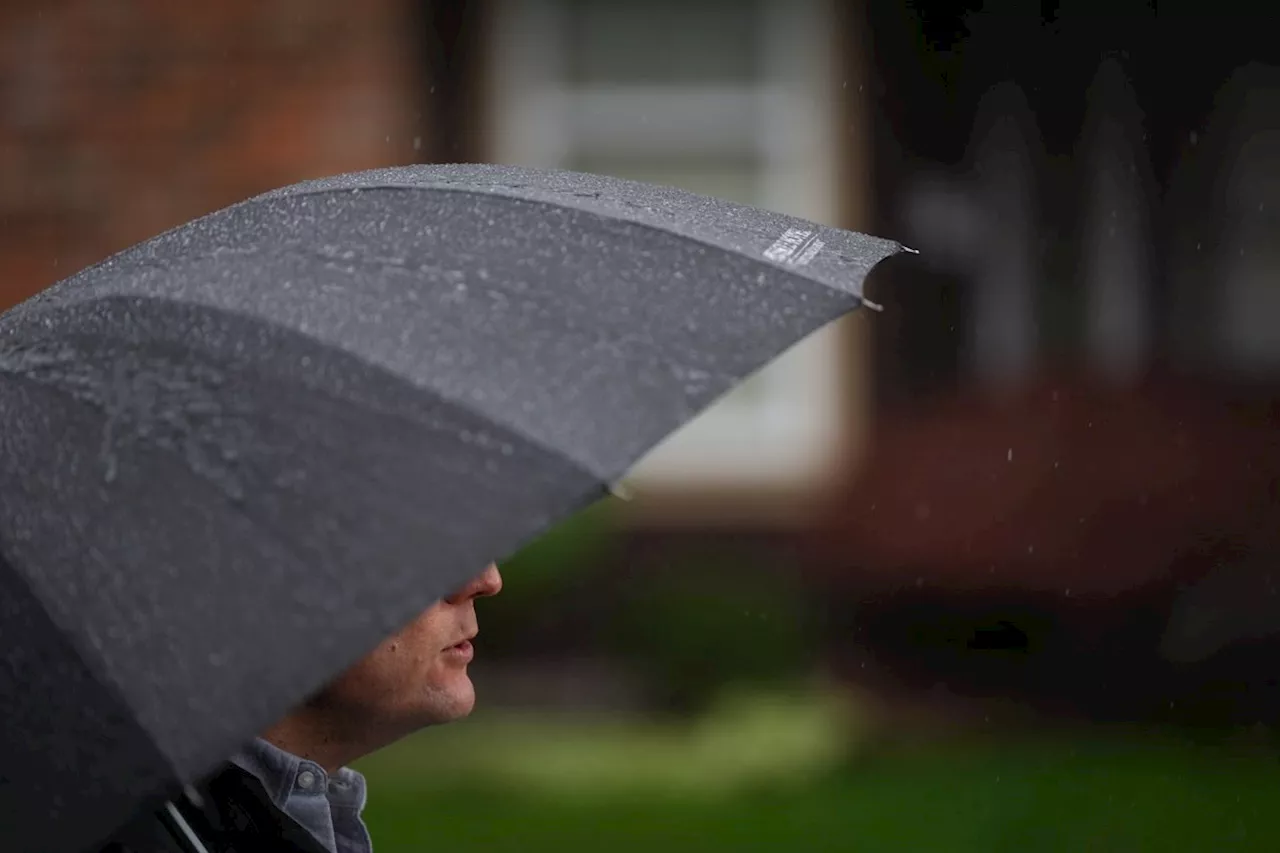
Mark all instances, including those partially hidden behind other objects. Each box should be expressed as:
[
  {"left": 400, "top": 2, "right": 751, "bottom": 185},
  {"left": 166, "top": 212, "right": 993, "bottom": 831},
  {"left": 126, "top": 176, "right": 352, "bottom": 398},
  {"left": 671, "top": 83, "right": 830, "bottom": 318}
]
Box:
[{"left": 297, "top": 770, "right": 317, "bottom": 790}]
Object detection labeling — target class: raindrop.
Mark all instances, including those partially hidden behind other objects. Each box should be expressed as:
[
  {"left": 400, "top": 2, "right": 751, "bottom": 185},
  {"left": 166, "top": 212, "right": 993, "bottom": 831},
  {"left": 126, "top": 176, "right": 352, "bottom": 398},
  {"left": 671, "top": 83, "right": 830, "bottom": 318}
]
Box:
[
  {"left": 1027, "top": 545, "right": 1035, "bottom": 554},
  {"left": 1007, "top": 448, "right": 1013, "bottom": 462},
  {"left": 1190, "top": 131, "right": 1199, "bottom": 145},
  {"left": 1196, "top": 242, "right": 1202, "bottom": 251},
  {"left": 915, "top": 577, "right": 924, "bottom": 588},
  {"left": 413, "top": 136, "right": 423, "bottom": 151}
]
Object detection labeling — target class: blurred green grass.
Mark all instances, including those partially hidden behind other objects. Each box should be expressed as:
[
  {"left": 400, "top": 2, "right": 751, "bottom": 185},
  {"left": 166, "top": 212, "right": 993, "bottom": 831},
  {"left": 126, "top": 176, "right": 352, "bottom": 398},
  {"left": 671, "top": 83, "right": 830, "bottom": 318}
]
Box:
[{"left": 356, "top": 689, "right": 1280, "bottom": 852}]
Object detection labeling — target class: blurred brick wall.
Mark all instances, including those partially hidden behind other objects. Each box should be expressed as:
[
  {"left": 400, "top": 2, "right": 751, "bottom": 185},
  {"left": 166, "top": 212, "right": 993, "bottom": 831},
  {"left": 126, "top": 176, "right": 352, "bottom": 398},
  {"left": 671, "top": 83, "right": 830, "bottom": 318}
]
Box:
[{"left": 0, "top": 0, "right": 423, "bottom": 309}]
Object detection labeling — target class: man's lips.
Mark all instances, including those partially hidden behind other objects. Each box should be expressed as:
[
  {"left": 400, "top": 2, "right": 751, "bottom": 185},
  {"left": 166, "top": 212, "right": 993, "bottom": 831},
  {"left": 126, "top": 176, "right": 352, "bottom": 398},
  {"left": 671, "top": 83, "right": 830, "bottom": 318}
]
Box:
[
  {"left": 445, "top": 634, "right": 476, "bottom": 652},
  {"left": 444, "top": 638, "right": 475, "bottom": 662}
]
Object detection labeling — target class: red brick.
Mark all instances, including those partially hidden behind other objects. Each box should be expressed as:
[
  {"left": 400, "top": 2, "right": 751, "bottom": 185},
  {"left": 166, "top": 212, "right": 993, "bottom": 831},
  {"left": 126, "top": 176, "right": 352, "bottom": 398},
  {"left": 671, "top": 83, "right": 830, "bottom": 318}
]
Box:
[{"left": 1, "top": 0, "right": 421, "bottom": 301}]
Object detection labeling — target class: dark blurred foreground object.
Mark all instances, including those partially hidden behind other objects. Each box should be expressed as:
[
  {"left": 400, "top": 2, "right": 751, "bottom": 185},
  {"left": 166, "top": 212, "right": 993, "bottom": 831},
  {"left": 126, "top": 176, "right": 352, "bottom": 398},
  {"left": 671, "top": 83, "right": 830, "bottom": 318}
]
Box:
[
  {"left": 0, "top": 164, "right": 906, "bottom": 853},
  {"left": 102, "top": 764, "right": 330, "bottom": 853},
  {"left": 813, "top": 374, "right": 1280, "bottom": 726}
]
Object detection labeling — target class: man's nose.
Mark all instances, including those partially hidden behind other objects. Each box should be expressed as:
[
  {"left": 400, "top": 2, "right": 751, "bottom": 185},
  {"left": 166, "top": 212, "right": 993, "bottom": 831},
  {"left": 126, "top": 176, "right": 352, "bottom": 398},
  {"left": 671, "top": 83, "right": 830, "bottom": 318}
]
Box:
[{"left": 444, "top": 563, "right": 503, "bottom": 603}]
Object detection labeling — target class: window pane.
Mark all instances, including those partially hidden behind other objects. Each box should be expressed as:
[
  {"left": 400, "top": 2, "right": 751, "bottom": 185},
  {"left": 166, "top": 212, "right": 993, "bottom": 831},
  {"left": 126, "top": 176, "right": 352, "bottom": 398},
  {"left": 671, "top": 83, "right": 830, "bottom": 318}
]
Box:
[{"left": 562, "top": 0, "right": 763, "bottom": 86}]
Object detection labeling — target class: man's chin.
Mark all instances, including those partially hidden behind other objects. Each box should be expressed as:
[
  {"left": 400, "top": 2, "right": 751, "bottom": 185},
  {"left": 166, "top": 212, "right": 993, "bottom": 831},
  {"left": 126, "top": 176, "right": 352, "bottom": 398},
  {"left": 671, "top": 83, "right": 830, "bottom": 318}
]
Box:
[{"left": 422, "top": 675, "right": 476, "bottom": 724}]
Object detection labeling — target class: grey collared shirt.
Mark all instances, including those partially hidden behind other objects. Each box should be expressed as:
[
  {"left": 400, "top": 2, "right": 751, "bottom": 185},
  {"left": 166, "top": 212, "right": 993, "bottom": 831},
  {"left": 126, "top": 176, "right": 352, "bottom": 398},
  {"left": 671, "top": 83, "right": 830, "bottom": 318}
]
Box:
[{"left": 230, "top": 738, "right": 373, "bottom": 853}]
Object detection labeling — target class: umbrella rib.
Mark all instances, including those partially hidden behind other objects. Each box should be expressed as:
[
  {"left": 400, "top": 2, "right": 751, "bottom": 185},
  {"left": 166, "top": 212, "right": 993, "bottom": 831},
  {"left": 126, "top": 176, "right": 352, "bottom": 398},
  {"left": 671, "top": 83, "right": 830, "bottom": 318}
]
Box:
[{"left": 0, "top": 301, "right": 614, "bottom": 492}]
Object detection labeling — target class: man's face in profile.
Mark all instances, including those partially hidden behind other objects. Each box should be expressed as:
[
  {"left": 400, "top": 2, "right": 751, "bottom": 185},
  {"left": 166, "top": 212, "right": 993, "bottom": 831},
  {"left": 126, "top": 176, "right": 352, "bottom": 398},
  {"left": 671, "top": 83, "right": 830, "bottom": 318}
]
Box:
[{"left": 308, "top": 563, "right": 503, "bottom": 734}]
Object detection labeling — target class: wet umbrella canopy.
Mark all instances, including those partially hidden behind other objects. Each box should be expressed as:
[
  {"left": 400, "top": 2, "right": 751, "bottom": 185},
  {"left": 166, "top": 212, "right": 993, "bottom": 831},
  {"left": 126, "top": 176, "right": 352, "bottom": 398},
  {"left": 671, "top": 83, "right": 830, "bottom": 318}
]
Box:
[{"left": 0, "top": 164, "right": 905, "bottom": 853}]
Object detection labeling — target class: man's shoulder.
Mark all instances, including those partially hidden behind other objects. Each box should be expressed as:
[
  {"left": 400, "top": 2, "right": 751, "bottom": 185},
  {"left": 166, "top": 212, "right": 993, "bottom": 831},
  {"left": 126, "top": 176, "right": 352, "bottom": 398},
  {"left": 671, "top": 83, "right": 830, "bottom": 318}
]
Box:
[{"left": 98, "top": 764, "right": 329, "bottom": 853}]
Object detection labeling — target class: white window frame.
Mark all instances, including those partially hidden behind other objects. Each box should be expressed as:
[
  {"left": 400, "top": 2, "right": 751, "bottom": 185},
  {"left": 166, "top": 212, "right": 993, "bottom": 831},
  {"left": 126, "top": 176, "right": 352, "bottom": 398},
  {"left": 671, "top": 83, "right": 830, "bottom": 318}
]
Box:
[{"left": 485, "top": 0, "right": 852, "bottom": 494}]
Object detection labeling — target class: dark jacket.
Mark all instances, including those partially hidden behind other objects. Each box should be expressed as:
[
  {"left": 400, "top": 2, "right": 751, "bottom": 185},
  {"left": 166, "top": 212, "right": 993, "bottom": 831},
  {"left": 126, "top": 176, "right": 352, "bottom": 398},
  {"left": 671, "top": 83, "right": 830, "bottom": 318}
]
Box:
[{"left": 100, "top": 764, "right": 331, "bottom": 853}]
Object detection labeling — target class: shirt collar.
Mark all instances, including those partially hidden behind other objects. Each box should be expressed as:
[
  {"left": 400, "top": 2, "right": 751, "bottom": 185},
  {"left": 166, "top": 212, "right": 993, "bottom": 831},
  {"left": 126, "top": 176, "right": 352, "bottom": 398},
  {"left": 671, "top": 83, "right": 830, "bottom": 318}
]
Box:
[
  {"left": 229, "top": 737, "right": 371, "bottom": 853},
  {"left": 230, "top": 737, "right": 367, "bottom": 809}
]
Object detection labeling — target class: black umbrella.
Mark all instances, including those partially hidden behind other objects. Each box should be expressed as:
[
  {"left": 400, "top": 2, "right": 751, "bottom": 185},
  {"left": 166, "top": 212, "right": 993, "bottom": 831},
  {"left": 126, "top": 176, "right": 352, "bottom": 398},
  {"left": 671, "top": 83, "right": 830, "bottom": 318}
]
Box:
[{"left": 0, "top": 164, "right": 905, "bottom": 853}]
